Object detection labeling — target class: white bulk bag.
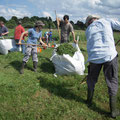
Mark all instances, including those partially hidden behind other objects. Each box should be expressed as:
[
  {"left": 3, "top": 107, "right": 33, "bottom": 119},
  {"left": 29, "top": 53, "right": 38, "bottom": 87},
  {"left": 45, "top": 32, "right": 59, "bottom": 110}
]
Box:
[
  {"left": 0, "top": 39, "right": 21, "bottom": 55},
  {"left": 50, "top": 43, "right": 85, "bottom": 75}
]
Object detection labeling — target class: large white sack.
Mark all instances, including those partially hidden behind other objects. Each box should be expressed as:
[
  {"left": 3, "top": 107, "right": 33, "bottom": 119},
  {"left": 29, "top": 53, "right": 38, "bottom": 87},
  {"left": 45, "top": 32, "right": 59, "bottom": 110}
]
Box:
[
  {"left": 0, "top": 41, "right": 8, "bottom": 54},
  {"left": 50, "top": 43, "right": 85, "bottom": 75},
  {"left": 0, "top": 39, "right": 20, "bottom": 55}
]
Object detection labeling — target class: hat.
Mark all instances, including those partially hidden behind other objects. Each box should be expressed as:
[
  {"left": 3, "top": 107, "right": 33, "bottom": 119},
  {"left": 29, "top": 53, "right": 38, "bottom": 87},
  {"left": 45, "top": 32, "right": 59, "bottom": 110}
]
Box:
[
  {"left": 35, "top": 21, "right": 45, "bottom": 27},
  {"left": 85, "top": 15, "right": 100, "bottom": 27}
]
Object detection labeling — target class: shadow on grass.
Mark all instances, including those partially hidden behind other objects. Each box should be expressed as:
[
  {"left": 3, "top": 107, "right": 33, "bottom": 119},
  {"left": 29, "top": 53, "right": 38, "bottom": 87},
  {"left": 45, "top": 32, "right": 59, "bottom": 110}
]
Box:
[
  {"left": 40, "top": 62, "right": 55, "bottom": 74},
  {"left": 38, "top": 56, "right": 55, "bottom": 74},
  {"left": 5, "top": 60, "right": 21, "bottom": 72},
  {"left": 38, "top": 76, "right": 85, "bottom": 103},
  {"left": 8, "top": 56, "right": 54, "bottom": 73},
  {"left": 8, "top": 60, "right": 33, "bottom": 72},
  {"left": 88, "top": 102, "right": 111, "bottom": 118},
  {"left": 38, "top": 76, "right": 110, "bottom": 117}
]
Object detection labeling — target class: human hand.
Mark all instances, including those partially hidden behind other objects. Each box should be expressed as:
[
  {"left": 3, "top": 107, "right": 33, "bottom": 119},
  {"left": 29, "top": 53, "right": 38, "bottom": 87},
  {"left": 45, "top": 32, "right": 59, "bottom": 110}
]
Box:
[
  {"left": 74, "top": 40, "right": 78, "bottom": 44},
  {"left": 18, "top": 41, "right": 21, "bottom": 44},
  {"left": 1, "top": 33, "right": 4, "bottom": 36}
]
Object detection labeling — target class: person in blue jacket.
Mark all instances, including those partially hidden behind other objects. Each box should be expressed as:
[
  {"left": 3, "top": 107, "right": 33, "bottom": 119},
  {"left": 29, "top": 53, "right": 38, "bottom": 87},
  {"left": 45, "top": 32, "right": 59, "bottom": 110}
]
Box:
[
  {"left": 19, "top": 21, "right": 47, "bottom": 74},
  {"left": 48, "top": 29, "right": 52, "bottom": 42}
]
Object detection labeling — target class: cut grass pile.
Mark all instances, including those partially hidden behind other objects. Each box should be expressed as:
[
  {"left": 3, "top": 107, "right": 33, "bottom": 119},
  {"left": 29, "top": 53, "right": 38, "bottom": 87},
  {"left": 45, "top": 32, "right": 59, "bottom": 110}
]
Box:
[{"left": 56, "top": 43, "right": 77, "bottom": 56}]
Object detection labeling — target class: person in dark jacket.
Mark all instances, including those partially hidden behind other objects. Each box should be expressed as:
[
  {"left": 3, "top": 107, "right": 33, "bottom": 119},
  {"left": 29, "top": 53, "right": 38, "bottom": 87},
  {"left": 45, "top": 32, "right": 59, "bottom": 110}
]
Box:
[{"left": 0, "top": 21, "right": 9, "bottom": 36}]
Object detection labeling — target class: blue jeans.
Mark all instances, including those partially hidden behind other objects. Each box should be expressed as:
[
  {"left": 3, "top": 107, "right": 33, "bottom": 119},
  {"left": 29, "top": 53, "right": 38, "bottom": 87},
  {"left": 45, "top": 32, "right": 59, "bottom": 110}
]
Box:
[{"left": 15, "top": 39, "right": 25, "bottom": 54}]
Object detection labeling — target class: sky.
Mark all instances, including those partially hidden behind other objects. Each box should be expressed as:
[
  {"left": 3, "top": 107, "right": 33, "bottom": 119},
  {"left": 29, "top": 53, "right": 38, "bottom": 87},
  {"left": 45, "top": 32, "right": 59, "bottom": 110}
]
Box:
[{"left": 0, "top": 0, "right": 120, "bottom": 23}]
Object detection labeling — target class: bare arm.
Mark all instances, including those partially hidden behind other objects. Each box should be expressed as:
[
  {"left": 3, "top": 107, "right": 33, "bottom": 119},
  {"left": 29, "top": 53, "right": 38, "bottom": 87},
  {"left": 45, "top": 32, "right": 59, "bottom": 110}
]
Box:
[
  {"left": 56, "top": 17, "right": 61, "bottom": 27},
  {"left": 39, "top": 37, "right": 47, "bottom": 46},
  {"left": 56, "top": 17, "right": 61, "bottom": 41},
  {"left": 1, "top": 26, "right": 9, "bottom": 36},
  {"left": 19, "top": 31, "right": 28, "bottom": 43},
  {"left": 2, "top": 31, "right": 9, "bottom": 36},
  {"left": 72, "top": 31, "right": 77, "bottom": 43}
]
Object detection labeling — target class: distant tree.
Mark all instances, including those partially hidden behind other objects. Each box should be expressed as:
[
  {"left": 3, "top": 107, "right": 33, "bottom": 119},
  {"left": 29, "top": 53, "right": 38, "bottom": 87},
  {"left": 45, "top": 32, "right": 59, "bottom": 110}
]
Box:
[
  {"left": 48, "top": 17, "right": 52, "bottom": 21},
  {"left": 6, "top": 19, "right": 16, "bottom": 29},
  {"left": 70, "top": 20, "right": 74, "bottom": 25},
  {"left": 43, "top": 21, "right": 49, "bottom": 28},
  {"left": 11, "top": 16, "right": 18, "bottom": 24},
  {"left": 22, "top": 16, "right": 30, "bottom": 23},
  {"left": 0, "top": 16, "right": 7, "bottom": 23},
  {"left": 30, "top": 16, "right": 40, "bottom": 23},
  {"left": 53, "top": 20, "right": 57, "bottom": 28},
  {"left": 39, "top": 17, "right": 48, "bottom": 21},
  {"left": 48, "top": 21, "right": 56, "bottom": 29},
  {"left": 0, "top": 16, "right": 86, "bottom": 30},
  {"left": 47, "top": 17, "right": 56, "bottom": 29},
  {"left": 74, "top": 20, "right": 86, "bottom": 30},
  {"left": 22, "top": 21, "right": 34, "bottom": 28}
]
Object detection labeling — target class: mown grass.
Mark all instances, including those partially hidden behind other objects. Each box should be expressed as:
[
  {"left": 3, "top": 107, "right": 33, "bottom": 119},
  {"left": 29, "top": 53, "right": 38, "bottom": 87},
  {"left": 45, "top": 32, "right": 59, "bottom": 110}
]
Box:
[{"left": 0, "top": 29, "right": 120, "bottom": 120}]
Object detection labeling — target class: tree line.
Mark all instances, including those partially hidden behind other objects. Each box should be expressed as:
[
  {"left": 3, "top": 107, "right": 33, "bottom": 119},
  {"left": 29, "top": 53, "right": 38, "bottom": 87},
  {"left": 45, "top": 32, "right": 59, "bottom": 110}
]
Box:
[{"left": 0, "top": 16, "right": 86, "bottom": 30}]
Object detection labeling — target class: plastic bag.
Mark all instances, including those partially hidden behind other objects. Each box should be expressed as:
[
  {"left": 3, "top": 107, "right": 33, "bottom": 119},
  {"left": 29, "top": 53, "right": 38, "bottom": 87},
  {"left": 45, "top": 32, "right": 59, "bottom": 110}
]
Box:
[
  {"left": 0, "top": 39, "right": 20, "bottom": 55},
  {"left": 50, "top": 43, "right": 85, "bottom": 75}
]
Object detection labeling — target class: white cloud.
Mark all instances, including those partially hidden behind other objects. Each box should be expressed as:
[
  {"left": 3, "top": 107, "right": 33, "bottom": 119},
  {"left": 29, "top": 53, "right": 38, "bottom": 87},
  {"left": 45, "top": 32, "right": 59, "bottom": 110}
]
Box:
[
  {"left": 57, "top": 13, "right": 64, "bottom": 18},
  {"left": 42, "top": 12, "right": 51, "bottom": 17},
  {"left": 1, "top": 0, "right": 120, "bottom": 22},
  {"left": 99, "top": 0, "right": 120, "bottom": 8},
  {"left": 0, "top": 5, "right": 31, "bottom": 20}
]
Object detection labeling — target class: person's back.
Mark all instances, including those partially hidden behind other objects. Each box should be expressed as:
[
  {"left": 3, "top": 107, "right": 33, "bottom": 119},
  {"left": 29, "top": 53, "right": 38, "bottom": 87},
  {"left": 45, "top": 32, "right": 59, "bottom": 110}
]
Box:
[
  {"left": 85, "top": 15, "right": 120, "bottom": 118},
  {"left": 13, "top": 21, "right": 25, "bottom": 54},
  {"left": 86, "top": 18, "right": 117, "bottom": 63},
  {"left": 14, "top": 23, "right": 25, "bottom": 40}
]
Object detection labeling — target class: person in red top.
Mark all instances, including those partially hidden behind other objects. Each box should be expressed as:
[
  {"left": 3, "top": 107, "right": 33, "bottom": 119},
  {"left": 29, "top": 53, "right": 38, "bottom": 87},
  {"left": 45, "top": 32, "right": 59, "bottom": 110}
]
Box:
[{"left": 14, "top": 21, "right": 26, "bottom": 54}]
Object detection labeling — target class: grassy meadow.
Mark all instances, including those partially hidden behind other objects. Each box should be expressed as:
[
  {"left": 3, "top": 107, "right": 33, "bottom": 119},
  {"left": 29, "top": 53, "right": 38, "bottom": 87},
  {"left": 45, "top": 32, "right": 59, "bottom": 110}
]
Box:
[{"left": 0, "top": 29, "right": 120, "bottom": 120}]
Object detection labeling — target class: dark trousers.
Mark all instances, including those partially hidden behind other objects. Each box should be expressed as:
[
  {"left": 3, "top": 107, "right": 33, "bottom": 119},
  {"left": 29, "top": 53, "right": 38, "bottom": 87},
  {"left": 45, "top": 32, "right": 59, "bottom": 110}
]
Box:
[{"left": 87, "top": 56, "right": 118, "bottom": 96}]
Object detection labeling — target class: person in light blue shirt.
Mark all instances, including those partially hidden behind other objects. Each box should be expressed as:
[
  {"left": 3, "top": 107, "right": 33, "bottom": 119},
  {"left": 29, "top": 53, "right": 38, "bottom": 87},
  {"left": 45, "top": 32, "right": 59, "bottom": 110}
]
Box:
[
  {"left": 85, "top": 15, "right": 120, "bottom": 118},
  {"left": 19, "top": 21, "right": 47, "bottom": 74},
  {"left": 27, "top": 28, "right": 42, "bottom": 44}
]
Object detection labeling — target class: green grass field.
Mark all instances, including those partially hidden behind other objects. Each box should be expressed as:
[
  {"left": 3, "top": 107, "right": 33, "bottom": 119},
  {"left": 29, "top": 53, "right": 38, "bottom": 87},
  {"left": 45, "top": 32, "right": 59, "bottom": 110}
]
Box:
[{"left": 0, "top": 29, "right": 120, "bottom": 120}]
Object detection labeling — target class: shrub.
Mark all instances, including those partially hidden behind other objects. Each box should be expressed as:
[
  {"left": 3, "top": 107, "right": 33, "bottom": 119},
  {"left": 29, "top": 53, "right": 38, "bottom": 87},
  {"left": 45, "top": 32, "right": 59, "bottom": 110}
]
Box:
[
  {"left": 22, "top": 22, "right": 34, "bottom": 28},
  {"left": 6, "top": 20, "right": 16, "bottom": 29}
]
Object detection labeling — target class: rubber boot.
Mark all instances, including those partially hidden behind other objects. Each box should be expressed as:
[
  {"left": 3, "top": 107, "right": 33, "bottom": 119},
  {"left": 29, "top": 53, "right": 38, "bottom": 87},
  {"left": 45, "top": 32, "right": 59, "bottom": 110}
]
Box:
[
  {"left": 109, "top": 95, "right": 120, "bottom": 118},
  {"left": 33, "top": 61, "right": 37, "bottom": 72},
  {"left": 20, "top": 61, "right": 26, "bottom": 74},
  {"left": 86, "top": 89, "right": 94, "bottom": 107}
]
